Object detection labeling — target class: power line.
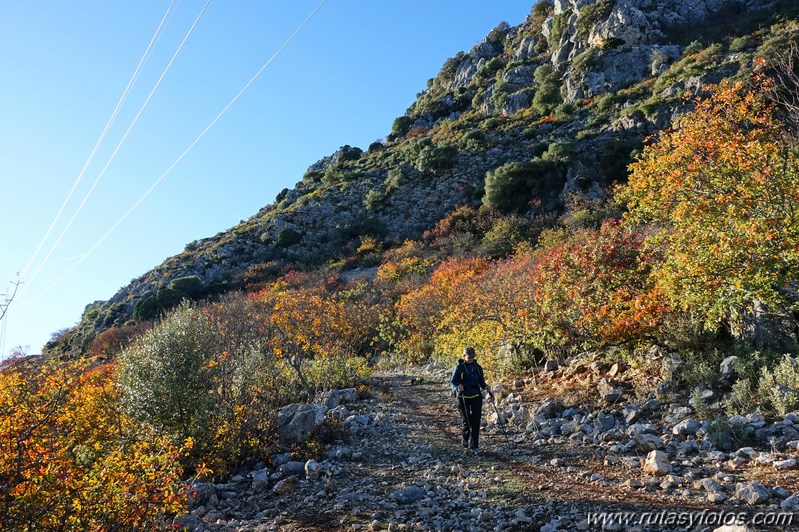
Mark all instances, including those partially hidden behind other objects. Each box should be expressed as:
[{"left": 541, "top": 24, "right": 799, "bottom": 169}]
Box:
[
  {"left": 18, "top": 1, "right": 177, "bottom": 285},
  {"left": 18, "top": 0, "right": 212, "bottom": 302},
  {"left": 18, "top": 0, "right": 329, "bottom": 307}
]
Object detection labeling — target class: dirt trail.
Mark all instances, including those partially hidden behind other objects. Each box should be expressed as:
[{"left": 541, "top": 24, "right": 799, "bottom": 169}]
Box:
[{"left": 197, "top": 367, "right": 799, "bottom": 531}]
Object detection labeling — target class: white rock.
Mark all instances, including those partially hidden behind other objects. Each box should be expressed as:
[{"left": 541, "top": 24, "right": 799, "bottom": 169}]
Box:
[
  {"left": 305, "top": 459, "right": 321, "bottom": 481},
  {"left": 774, "top": 458, "right": 797, "bottom": 470},
  {"left": 643, "top": 450, "right": 671, "bottom": 476}
]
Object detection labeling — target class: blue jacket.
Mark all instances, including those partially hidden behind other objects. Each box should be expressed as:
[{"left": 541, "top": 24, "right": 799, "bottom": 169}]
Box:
[{"left": 450, "top": 359, "right": 487, "bottom": 398}]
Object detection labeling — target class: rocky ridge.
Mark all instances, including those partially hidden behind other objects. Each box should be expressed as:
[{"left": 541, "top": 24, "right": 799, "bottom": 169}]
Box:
[{"left": 175, "top": 356, "right": 799, "bottom": 531}]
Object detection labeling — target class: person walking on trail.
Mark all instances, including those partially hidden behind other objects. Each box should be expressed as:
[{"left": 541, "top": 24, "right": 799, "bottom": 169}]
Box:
[{"left": 450, "top": 346, "right": 492, "bottom": 453}]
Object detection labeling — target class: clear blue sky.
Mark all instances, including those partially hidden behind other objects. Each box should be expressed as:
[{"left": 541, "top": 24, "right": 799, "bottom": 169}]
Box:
[{"left": 0, "top": 1, "right": 533, "bottom": 359}]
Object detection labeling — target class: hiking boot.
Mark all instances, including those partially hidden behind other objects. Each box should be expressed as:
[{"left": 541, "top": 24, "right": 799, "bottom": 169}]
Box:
[
  {"left": 461, "top": 439, "right": 469, "bottom": 448},
  {"left": 472, "top": 447, "right": 482, "bottom": 455}
]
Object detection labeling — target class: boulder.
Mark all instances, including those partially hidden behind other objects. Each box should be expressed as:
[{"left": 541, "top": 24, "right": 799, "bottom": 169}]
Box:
[
  {"left": 393, "top": 485, "right": 426, "bottom": 504},
  {"left": 305, "top": 459, "right": 322, "bottom": 481},
  {"left": 278, "top": 403, "right": 328, "bottom": 444},
  {"left": 735, "top": 482, "right": 770, "bottom": 505},
  {"left": 324, "top": 388, "right": 360, "bottom": 409},
  {"left": 672, "top": 418, "right": 702, "bottom": 437},
  {"left": 642, "top": 450, "right": 671, "bottom": 476},
  {"left": 537, "top": 400, "right": 565, "bottom": 419},
  {"left": 272, "top": 475, "right": 300, "bottom": 495},
  {"left": 720, "top": 356, "right": 739, "bottom": 378}
]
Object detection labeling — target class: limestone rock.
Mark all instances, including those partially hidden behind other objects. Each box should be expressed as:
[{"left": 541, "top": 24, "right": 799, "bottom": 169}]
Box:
[{"left": 642, "top": 450, "right": 671, "bottom": 476}]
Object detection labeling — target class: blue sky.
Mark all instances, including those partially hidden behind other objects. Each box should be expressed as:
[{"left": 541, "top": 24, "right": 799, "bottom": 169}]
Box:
[{"left": 0, "top": 1, "right": 533, "bottom": 358}]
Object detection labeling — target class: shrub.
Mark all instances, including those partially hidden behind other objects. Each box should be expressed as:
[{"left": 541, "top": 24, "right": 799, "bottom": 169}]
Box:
[
  {"left": 87, "top": 322, "right": 152, "bottom": 358},
  {"left": 483, "top": 162, "right": 536, "bottom": 212},
  {"left": 365, "top": 189, "right": 384, "bottom": 210},
  {"left": 169, "top": 275, "right": 205, "bottom": 299},
  {"left": 391, "top": 116, "right": 413, "bottom": 139},
  {"left": 134, "top": 287, "right": 185, "bottom": 321},
  {"left": 119, "top": 301, "right": 218, "bottom": 446},
  {"left": 322, "top": 165, "right": 348, "bottom": 186},
  {"left": 474, "top": 57, "right": 505, "bottom": 85},
  {"left": 0, "top": 360, "right": 185, "bottom": 529},
  {"left": 486, "top": 22, "right": 510, "bottom": 49},
  {"left": 548, "top": 12, "right": 570, "bottom": 49},
  {"left": 276, "top": 227, "right": 302, "bottom": 248},
  {"left": 416, "top": 143, "right": 457, "bottom": 175},
  {"left": 462, "top": 129, "right": 487, "bottom": 151},
  {"left": 571, "top": 48, "right": 599, "bottom": 75},
  {"left": 531, "top": 64, "right": 562, "bottom": 115},
  {"left": 542, "top": 142, "right": 574, "bottom": 165},
  {"left": 758, "top": 355, "right": 799, "bottom": 416},
  {"left": 621, "top": 79, "right": 799, "bottom": 330},
  {"left": 576, "top": 0, "right": 615, "bottom": 42},
  {"left": 479, "top": 215, "right": 530, "bottom": 259},
  {"left": 302, "top": 170, "right": 323, "bottom": 186},
  {"left": 385, "top": 166, "right": 408, "bottom": 192}
]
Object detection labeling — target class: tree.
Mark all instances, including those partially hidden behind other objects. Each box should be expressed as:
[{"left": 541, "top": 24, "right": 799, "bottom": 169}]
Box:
[{"left": 621, "top": 79, "right": 799, "bottom": 329}]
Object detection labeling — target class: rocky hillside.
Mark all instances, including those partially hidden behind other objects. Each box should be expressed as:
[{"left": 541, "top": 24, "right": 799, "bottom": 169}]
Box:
[
  {"left": 50, "top": 0, "right": 799, "bottom": 355},
  {"left": 173, "top": 360, "right": 799, "bottom": 531}
]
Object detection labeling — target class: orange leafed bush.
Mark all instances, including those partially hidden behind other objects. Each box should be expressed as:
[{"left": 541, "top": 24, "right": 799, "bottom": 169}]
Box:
[
  {"left": 0, "top": 359, "right": 185, "bottom": 529},
  {"left": 621, "top": 78, "right": 799, "bottom": 327}
]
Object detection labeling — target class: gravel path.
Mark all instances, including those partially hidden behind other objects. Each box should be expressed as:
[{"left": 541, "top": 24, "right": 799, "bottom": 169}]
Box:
[{"left": 180, "top": 367, "right": 799, "bottom": 531}]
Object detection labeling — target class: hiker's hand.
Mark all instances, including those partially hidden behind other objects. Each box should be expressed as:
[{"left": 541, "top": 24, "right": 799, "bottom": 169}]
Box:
[
  {"left": 457, "top": 385, "right": 464, "bottom": 392},
  {"left": 487, "top": 389, "right": 494, "bottom": 399}
]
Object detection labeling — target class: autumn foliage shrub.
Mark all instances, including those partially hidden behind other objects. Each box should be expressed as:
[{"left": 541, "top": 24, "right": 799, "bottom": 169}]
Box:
[
  {"left": 621, "top": 78, "right": 799, "bottom": 330},
  {"left": 0, "top": 359, "right": 185, "bottom": 530}
]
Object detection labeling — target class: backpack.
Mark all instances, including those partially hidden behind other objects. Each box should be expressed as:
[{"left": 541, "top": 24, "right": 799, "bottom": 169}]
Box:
[{"left": 452, "top": 359, "right": 484, "bottom": 396}]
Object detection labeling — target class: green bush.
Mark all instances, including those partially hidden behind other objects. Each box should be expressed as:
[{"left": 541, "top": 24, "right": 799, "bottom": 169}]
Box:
[
  {"left": 462, "top": 129, "right": 487, "bottom": 152},
  {"left": 169, "top": 275, "right": 205, "bottom": 299},
  {"left": 542, "top": 142, "right": 575, "bottom": 165},
  {"left": 531, "top": 64, "right": 562, "bottom": 115},
  {"left": 483, "top": 162, "right": 536, "bottom": 212},
  {"left": 390, "top": 116, "right": 413, "bottom": 139},
  {"left": 576, "top": 0, "right": 615, "bottom": 42},
  {"left": 548, "top": 12, "right": 570, "bottom": 49},
  {"left": 302, "top": 170, "right": 323, "bottom": 186},
  {"left": 365, "top": 189, "right": 384, "bottom": 210},
  {"left": 480, "top": 215, "right": 529, "bottom": 259},
  {"left": 474, "top": 57, "right": 505, "bottom": 85},
  {"left": 322, "top": 165, "right": 348, "bottom": 186},
  {"left": 439, "top": 52, "right": 466, "bottom": 83},
  {"left": 684, "top": 40, "right": 703, "bottom": 55},
  {"left": 758, "top": 355, "right": 799, "bottom": 416},
  {"left": 276, "top": 227, "right": 302, "bottom": 248},
  {"left": 416, "top": 143, "right": 457, "bottom": 175},
  {"left": 385, "top": 166, "right": 408, "bottom": 193},
  {"left": 486, "top": 22, "right": 510, "bottom": 49},
  {"left": 119, "top": 301, "right": 218, "bottom": 444},
  {"left": 134, "top": 288, "right": 186, "bottom": 321},
  {"left": 571, "top": 48, "right": 599, "bottom": 75}
]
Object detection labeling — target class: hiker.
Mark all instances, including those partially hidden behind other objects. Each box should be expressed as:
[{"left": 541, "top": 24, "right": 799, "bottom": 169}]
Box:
[{"left": 450, "top": 346, "right": 492, "bottom": 452}]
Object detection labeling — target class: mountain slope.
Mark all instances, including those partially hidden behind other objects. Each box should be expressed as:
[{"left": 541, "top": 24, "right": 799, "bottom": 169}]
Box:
[{"left": 49, "top": 0, "right": 799, "bottom": 356}]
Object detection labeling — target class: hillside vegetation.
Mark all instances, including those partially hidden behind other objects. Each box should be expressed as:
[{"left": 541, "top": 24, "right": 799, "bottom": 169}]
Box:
[{"left": 3, "top": 0, "right": 799, "bottom": 528}]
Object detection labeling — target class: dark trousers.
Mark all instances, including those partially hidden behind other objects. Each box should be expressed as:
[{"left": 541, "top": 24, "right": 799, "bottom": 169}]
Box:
[{"left": 457, "top": 395, "right": 482, "bottom": 448}]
